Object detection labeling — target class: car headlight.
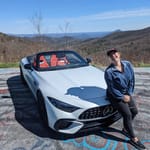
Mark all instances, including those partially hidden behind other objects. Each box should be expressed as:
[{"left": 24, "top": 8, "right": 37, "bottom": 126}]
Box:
[{"left": 48, "top": 97, "right": 80, "bottom": 112}]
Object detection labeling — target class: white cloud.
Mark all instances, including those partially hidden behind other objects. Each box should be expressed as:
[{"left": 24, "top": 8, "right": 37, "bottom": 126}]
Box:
[
  {"left": 68, "top": 8, "right": 150, "bottom": 22},
  {"left": 3, "top": 8, "right": 150, "bottom": 34},
  {"left": 44, "top": 8, "right": 150, "bottom": 29}
]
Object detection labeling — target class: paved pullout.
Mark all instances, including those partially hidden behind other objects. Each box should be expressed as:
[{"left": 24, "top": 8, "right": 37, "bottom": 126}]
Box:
[{"left": 0, "top": 68, "right": 150, "bottom": 150}]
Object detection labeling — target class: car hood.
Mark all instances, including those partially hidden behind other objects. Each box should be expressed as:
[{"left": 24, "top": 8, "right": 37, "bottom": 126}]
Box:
[{"left": 38, "top": 66, "right": 109, "bottom": 106}]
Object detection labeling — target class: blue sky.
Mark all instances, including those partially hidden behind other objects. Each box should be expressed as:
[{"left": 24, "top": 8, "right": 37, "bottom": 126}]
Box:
[{"left": 0, "top": 0, "right": 150, "bottom": 34}]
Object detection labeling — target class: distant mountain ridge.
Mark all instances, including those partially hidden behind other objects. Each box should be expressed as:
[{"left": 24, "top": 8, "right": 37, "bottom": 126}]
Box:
[{"left": 11, "top": 31, "right": 111, "bottom": 40}]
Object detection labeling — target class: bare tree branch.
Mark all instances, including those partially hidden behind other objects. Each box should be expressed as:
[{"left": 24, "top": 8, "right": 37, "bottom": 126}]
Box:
[{"left": 30, "top": 11, "right": 43, "bottom": 36}]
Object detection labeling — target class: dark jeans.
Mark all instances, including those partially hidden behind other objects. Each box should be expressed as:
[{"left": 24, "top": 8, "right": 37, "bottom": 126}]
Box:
[{"left": 109, "top": 96, "right": 138, "bottom": 138}]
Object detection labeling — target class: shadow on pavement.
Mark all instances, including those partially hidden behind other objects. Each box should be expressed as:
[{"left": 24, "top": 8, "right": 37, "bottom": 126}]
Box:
[{"left": 7, "top": 75, "right": 128, "bottom": 143}]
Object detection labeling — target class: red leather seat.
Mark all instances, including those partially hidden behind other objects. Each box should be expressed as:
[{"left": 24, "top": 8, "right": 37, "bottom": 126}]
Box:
[
  {"left": 39, "top": 55, "right": 49, "bottom": 68},
  {"left": 50, "top": 54, "right": 58, "bottom": 66},
  {"left": 57, "top": 57, "right": 69, "bottom": 66}
]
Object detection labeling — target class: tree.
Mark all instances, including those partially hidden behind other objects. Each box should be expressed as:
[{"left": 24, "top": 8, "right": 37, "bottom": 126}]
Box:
[
  {"left": 58, "top": 21, "right": 71, "bottom": 49},
  {"left": 30, "top": 11, "right": 43, "bottom": 37}
]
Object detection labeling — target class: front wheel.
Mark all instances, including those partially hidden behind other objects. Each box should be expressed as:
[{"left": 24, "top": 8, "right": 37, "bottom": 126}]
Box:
[{"left": 37, "top": 92, "right": 49, "bottom": 127}]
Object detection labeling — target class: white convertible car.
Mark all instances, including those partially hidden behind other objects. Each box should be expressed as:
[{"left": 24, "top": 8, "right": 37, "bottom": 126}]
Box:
[{"left": 20, "top": 50, "right": 121, "bottom": 134}]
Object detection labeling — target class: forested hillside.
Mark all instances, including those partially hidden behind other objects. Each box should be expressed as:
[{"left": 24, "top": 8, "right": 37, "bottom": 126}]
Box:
[
  {"left": 0, "top": 27, "right": 150, "bottom": 66},
  {"left": 75, "top": 27, "right": 150, "bottom": 66}
]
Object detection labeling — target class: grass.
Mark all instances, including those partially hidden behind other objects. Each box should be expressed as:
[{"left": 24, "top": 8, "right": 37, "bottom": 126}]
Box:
[
  {"left": 133, "top": 62, "right": 150, "bottom": 67},
  {"left": 137, "top": 63, "right": 150, "bottom": 67},
  {"left": 0, "top": 62, "right": 19, "bottom": 68},
  {"left": 94, "top": 63, "right": 150, "bottom": 68},
  {"left": 0, "top": 62, "right": 150, "bottom": 68}
]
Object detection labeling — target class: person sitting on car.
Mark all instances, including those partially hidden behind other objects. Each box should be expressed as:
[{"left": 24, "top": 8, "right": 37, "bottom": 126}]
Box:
[{"left": 104, "top": 48, "right": 146, "bottom": 150}]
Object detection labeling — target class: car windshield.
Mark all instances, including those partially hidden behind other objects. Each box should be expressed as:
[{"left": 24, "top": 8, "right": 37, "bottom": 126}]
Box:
[{"left": 34, "top": 51, "right": 88, "bottom": 71}]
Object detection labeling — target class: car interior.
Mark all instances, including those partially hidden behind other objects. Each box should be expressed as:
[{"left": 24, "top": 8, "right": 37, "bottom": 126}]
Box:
[{"left": 39, "top": 53, "right": 69, "bottom": 68}]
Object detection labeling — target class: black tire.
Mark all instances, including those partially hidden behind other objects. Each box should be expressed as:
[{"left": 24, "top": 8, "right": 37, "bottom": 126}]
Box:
[
  {"left": 37, "top": 91, "right": 48, "bottom": 127},
  {"left": 20, "top": 66, "right": 26, "bottom": 84}
]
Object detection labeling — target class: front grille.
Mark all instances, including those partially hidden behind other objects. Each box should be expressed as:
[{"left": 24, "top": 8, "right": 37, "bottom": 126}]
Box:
[{"left": 79, "top": 105, "right": 116, "bottom": 120}]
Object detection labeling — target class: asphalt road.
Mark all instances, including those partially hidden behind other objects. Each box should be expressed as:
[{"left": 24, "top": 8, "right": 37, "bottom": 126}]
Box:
[{"left": 0, "top": 68, "right": 150, "bottom": 150}]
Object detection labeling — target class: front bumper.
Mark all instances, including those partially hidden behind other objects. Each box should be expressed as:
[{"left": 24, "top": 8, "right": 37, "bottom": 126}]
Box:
[{"left": 54, "top": 111, "right": 121, "bottom": 134}]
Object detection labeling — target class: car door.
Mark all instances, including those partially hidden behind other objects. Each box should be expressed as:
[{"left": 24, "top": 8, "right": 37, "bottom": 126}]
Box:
[
  {"left": 23, "top": 56, "right": 39, "bottom": 97},
  {"left": 26, "top": 69, "right": 38, "bottom": 96}
]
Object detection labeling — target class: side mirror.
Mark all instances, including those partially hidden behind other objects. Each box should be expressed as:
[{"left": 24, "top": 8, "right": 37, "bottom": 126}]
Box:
[
  {"left": 86, "top": 58, "right": 92, "bottom": 64},
  {"left": 24, "top": 64, "right": 32, "bottom": 70}
]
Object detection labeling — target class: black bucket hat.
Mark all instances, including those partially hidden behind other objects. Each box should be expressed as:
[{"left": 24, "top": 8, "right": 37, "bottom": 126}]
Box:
[{"left": 107, "top": 48, "right": 118, "bottom": 56}]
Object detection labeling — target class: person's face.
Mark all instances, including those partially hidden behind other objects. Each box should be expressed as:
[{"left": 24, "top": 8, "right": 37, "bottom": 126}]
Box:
[{"left": 109, "top": 52, "right": 121, "bottom": 64}]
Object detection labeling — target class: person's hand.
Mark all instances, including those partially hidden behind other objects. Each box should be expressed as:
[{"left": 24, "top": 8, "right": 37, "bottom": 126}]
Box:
[{"left": 123, "top": 95, "right": 131, "bottom": 103}]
